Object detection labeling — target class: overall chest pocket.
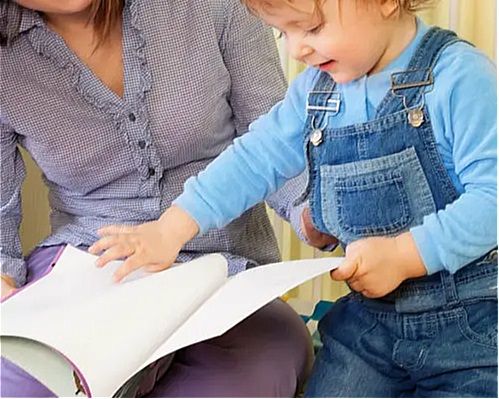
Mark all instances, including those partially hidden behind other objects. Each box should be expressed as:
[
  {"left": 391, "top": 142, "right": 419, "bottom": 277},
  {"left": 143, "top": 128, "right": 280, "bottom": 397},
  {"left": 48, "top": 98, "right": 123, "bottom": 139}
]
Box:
[{"left": 319, "top": 146, "right": 436, "bottom": 243}]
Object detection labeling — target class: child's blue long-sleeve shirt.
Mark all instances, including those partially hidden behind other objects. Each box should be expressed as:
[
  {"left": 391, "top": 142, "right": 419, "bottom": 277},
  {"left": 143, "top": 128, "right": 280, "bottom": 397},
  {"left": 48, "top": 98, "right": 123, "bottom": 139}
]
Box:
[{"left": 175, "top": 20, "right": 497, "bottom": 275}]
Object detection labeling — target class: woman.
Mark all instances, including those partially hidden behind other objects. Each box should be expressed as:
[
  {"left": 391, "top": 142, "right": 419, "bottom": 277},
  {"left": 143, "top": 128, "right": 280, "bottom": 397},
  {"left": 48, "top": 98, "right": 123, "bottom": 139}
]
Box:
[{"left": 0, "top": 0, "right": 316, "bottom": 396}]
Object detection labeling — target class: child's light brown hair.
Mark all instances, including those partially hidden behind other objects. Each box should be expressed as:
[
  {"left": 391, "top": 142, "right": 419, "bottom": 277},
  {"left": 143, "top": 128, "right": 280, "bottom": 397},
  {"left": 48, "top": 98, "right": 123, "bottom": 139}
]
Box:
[{"left": 242, "top": 0, "right": 435, "bottom": 21}]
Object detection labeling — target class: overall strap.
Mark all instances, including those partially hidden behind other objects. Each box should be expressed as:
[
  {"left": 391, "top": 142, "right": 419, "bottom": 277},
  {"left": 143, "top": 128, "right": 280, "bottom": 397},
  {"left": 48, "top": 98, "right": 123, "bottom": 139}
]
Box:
[
  {"left": 294, "top": 72, "right": 337, "bottom": 205},
  {"left": 305, "top": 71, "right": 339, "bottom": 137},
  {"left": 376, "top": 27, "right": 467, "bottom": 117}
]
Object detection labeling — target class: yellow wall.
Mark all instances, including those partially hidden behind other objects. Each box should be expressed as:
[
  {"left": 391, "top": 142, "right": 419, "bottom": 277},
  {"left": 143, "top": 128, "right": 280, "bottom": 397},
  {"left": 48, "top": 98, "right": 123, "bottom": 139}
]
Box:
[
  {"left": 19, "top": 149, "right": 50, "bottom": 254},
  {"left": 420, "top": 0, "right": 496, "bottom": 60}
]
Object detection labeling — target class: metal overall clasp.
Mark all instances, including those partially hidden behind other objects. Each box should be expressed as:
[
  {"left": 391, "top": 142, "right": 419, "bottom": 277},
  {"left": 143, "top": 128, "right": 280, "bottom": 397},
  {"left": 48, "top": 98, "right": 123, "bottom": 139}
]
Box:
[
  {"left": 391, "top": 69, "right": 434, "bottom": 128},
  {"left": 306, "top": 92, "right": 341, "bottom": 146}
]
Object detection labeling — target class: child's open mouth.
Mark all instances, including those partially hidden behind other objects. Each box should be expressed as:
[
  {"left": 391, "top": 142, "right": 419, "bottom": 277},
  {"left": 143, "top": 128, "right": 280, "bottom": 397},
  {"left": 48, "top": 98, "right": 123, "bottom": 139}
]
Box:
[{"left": 319, "top": 60, "right": 336, "bottom": 71}]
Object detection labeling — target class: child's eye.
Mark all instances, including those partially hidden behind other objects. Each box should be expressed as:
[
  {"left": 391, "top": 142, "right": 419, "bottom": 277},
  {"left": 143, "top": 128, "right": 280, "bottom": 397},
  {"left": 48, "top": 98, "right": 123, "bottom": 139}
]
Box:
[
  {"left": 305, "top": 23, "right": 324, "bottom": 35},
  {"left": 274, "top": 30, "right": 285, "bottom": 40}
]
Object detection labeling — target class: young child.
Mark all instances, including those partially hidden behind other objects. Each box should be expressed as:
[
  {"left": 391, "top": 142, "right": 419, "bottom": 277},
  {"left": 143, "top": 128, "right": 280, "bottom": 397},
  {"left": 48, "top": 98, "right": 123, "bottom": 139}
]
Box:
[{"left": 90, "top": 0, "right": 497, "bottom": 396}]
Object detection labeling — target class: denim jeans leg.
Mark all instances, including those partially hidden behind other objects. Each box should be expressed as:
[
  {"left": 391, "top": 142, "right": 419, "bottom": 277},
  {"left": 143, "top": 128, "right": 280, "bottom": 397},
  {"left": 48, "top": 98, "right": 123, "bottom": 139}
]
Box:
[
  {"left": 304, "top": 295, "right": 413, "bottom": 397},
  {"left": 410, "top": 299, "right": 498, "bottom": 398}
]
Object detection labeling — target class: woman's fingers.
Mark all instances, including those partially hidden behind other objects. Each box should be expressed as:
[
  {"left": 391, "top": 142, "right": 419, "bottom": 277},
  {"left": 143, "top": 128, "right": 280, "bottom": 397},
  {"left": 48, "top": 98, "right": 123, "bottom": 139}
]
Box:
[{"left": 1, "top": 276, "right": 17, "bottom": 300}]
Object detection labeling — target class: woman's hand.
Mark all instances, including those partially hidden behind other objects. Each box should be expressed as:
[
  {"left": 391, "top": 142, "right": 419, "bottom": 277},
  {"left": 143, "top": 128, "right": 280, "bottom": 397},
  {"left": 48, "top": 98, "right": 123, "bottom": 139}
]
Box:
[
  {"left": 1, "top": 275, "right": 16, "bottom": 300},
  {"left": 330, "top": 232, "right": 427, "bottom": 298},
  {"left": 88, "top": 206, "right": 199, "bottom": 282},
  {"left": 300, "top": 207, "right": 339, "bottom": 250}
]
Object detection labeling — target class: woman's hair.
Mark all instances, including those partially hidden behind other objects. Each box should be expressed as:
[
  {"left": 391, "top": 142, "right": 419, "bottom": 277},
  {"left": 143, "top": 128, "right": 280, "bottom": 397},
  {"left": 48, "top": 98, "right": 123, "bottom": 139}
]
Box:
[
  {"left": 241, "top": 0, "right": 435, "bottom": 20},
  {"left": 0, "top": 0, "right": 124, "bottom": 47}
]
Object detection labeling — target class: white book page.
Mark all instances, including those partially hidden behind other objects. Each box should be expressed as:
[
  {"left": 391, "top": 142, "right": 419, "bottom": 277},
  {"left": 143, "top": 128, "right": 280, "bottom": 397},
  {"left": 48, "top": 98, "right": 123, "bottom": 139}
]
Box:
[
  {"left": 1, "top": 246, "right": 228, "bottom": 397},
  {"left": 145, "top": 256, "right": 342, "bottom": 367},
  {"left": 1, "top": 337, "right": 78, "bottom": 396}
]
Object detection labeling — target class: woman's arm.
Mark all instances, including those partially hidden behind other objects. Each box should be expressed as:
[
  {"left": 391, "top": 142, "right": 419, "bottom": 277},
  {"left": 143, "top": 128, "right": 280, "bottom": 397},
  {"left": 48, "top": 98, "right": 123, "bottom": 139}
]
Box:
[
  {"left": 219, "top": 0, "right": 287, "bottom": 136},
  {"left": 1, "top": 119, "right": 28, "bottom": 290}
]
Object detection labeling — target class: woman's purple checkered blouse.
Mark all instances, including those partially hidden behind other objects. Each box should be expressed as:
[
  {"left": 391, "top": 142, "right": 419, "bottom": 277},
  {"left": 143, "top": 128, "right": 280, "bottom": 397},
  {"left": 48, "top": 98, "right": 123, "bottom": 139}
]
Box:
[{"left": 0, "top": 0, "right": 304, "bottom": 286}]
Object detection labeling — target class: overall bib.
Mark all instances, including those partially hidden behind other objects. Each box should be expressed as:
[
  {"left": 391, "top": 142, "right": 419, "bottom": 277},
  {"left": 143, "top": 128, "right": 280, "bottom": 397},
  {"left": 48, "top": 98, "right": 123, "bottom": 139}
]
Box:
[{"left": 302, "top": 28, "right": 498, "bottom": 397}]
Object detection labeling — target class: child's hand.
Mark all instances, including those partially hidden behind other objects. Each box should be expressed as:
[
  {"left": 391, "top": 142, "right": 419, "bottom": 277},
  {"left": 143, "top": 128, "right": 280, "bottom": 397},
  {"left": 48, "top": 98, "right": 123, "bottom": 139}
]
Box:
[
  {"left": 330, "top": 232, "right": 427, "bottom": 298},
  {"left": 88, "top": 206, "right": 199, "bottom": 282}
]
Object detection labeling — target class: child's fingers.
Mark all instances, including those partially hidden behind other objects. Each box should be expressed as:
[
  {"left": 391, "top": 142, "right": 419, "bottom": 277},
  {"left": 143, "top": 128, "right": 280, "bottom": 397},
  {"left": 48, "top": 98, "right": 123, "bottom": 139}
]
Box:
[
  {"left": 97, "top": 224, "right": 135, "bottom": 236},
  {"left": 144, "top": 263, "right": 170, "bottom": 273},
  {"left": 330, "top": 258, "right": 358, "bottom": 281},
  {"left": 88, "top": 234, "right": 123, "bottom": 255},
  {"left": 95, "top": 244, "right": 134, "bottom": 268},
  {"left": 113, "top": 254, "right": 146, "bottom": 283},
  {"left": 362, "top": 290, "right": 377, "bottom": 298},
  {"left": 345, "top": 277, "right": 360, "bottom": 291}
]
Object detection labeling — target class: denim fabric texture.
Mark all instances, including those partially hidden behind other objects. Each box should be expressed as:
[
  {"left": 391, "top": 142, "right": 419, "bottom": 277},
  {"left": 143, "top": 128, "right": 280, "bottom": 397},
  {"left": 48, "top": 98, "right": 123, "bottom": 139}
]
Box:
[
  {"left": 306, "top": 259, "right": 497, "bottom": 397},
  {"left": 303, "top": 27, "right": 498, "bottom": 397},
  {"left": 304, "top": 29, "right": 461, "bottom": 244}
]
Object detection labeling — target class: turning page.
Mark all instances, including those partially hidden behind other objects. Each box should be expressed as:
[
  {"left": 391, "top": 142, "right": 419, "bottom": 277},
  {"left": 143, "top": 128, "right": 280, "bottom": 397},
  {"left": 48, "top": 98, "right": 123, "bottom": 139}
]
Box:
[
  {"left": 1, "top": 246, "right": 228, "bottom": 397},
  {"left": 145, "top": 256, "right": 341, "bottom": 367}
]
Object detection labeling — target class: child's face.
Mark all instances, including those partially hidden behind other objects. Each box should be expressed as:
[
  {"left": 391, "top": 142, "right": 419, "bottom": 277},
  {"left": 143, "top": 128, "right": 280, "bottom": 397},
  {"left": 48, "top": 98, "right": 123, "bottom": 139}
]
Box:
[{"left": 261, "top": 0, "right": 402, "bottom": 83}]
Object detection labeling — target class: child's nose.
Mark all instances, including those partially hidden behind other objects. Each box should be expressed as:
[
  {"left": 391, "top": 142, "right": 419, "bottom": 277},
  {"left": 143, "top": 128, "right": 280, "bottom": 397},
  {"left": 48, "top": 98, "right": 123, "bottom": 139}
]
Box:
[{"left": 286, "top": 36, "right": 314, "bottom": 62}]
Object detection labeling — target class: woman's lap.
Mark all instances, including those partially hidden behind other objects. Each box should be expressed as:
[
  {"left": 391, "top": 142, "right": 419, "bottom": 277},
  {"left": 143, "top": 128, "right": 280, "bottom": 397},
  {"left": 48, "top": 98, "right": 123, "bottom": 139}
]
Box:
[
  {"left": 1, "top": 246, "right": 313, "bottom": 397},
  {"left": 144, "top": 298, "right": 314, "bottom": 397}
]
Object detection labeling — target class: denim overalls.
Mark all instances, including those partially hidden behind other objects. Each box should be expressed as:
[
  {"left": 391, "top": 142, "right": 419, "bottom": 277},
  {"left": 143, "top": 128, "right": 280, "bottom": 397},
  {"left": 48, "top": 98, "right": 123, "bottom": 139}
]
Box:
[{"left": 302, "top": 28, "right": 498, "bottom": 397}]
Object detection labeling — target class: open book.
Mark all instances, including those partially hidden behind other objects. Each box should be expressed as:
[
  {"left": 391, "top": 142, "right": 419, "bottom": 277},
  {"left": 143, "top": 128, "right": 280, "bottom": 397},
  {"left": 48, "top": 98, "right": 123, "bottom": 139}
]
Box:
[{"left": 1, "top": 245, "right": 341, "bottom": 397}]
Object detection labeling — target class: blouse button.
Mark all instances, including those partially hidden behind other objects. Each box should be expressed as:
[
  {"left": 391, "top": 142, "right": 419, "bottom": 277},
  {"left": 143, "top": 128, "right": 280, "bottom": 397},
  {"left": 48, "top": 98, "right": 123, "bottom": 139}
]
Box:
[
  {"left": 148, "top": 168, "right": 156, "bottom": 177},
  {"left": 138, "top": 140, "right": 146, "bottom": 149},
  {"left": 128, "top": 113, "right": 136, "bottom": 122}
]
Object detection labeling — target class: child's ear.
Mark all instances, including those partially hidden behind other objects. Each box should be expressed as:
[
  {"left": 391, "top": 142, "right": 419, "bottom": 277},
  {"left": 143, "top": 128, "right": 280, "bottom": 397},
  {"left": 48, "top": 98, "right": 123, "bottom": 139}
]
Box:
[{"left": 378, "top": 0, "right": 400, "bottom": 18}]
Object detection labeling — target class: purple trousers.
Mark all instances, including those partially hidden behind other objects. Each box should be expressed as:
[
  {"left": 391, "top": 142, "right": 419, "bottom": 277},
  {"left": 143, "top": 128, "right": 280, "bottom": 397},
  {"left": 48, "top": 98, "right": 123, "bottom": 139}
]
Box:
[{"left": 1, "top": 246, "right": 313, "bottom": 397}]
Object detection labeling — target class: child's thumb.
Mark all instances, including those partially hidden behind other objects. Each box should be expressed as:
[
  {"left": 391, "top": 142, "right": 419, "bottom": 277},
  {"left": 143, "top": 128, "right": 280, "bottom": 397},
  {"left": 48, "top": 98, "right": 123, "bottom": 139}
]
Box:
[{"left": 330, "top": 258, "right": 358, "bottom": 281}]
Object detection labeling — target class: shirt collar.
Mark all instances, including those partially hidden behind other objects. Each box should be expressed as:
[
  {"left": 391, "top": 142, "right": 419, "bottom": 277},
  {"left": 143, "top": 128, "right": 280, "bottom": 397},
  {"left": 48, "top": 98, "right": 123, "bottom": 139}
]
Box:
[{"left": 18, "top": 8, "right": 44, "bottom": 34}]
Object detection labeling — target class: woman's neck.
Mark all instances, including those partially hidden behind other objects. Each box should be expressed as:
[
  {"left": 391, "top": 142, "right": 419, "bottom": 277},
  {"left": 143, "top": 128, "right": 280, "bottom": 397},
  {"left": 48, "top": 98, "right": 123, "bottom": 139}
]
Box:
[
  {"left": 42, "top": 8, "right": 124, "bottom": 98},
  {"left": 43, "top": 8, "right": 95, "bottom": 42}
]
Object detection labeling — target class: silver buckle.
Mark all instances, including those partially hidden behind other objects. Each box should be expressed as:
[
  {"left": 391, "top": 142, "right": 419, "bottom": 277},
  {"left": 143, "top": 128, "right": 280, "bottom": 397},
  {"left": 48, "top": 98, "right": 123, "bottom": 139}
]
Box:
[{"left": 306, "top": 92, "right": 341, "bottom": 114}]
